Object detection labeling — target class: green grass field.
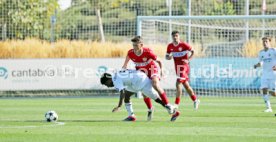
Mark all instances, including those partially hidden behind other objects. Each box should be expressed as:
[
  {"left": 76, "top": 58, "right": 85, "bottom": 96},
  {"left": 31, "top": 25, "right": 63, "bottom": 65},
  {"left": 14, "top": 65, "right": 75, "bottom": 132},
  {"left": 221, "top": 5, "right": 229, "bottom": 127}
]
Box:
[{"left": 0, "top": 97, "right": 276, "bottom": 142}]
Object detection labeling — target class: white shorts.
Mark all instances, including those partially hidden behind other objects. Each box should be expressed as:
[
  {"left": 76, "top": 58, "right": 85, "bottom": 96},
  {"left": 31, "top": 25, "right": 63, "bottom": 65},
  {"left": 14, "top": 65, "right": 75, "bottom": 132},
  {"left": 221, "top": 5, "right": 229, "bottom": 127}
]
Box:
[
  {"left": 260, "top": 78, "right": 276, "bottom": 92},
  {"left": 140, "top": 81, "right": 159, "bottom": 100},
  {"left": 126, "top": 79, "right": 159, "bottom": 100}
]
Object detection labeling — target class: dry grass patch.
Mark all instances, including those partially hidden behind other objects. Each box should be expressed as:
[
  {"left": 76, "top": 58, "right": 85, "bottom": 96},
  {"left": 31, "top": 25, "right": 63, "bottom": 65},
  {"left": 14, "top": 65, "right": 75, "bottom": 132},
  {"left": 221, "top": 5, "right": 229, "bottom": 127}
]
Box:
[
  {"left": 1, "top": 38, "right": 273, "bottom": 58},
  {"left": 243, "top": 38, "right": 276, "bottom": 58}
]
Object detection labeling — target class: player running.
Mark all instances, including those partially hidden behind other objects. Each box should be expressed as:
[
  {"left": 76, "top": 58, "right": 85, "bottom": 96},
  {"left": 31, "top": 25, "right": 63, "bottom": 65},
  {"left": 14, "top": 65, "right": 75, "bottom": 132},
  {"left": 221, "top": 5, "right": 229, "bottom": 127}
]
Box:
[
  {"left": 166, "top": 30, "right": 200, "bottom": 110},
  {"left": 122, "top": 36, "right": 172, "bottom": 117},
  {"left": 100, "top": 69, "right": 180, "bottom": 122},
  {"left": 254, "top": 37, "right": 276, "bottom": 112}
]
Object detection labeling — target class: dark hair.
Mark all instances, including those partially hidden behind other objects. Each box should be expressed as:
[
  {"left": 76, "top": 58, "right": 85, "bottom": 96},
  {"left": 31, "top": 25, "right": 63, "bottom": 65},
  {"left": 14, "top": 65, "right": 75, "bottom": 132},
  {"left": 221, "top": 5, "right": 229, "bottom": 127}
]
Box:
[
  {"left": 100, "top": 73, "right": 112, "bottom": 85},
  {"left": 171, "top": 30, "right": 179, "bottom": 35},
  {"left": 262, "top": 36, "right": 272, "bottom": 42},
  {"left": 131, "top": 36, "right": 143, "bottom": 43}
]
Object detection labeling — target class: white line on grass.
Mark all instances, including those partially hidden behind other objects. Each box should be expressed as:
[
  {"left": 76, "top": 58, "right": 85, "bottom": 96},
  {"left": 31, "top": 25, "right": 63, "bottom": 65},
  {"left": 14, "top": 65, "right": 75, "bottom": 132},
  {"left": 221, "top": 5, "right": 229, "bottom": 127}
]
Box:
[{"left": 0, "top": 122, "right": 65, "bottom": 129}]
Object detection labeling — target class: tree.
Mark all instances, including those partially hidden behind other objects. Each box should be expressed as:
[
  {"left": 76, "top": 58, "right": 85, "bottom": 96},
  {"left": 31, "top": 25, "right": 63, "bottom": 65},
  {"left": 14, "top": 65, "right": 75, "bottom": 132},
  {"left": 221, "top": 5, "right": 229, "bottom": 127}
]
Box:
[
  {"left": 71, "top": 0, "right": 83, "bottom": 6},
  {"left": 0, "top": 0, "right": 58, "bottom": 40},
  {"left": 87, "top": 0, "right": 105, "bottom": 42},
  {"left": 208, "top": 0, "right": 235, "bottom": 15},
  {"left": 86, "top": 0, "right": 130, "bottom": 42}
]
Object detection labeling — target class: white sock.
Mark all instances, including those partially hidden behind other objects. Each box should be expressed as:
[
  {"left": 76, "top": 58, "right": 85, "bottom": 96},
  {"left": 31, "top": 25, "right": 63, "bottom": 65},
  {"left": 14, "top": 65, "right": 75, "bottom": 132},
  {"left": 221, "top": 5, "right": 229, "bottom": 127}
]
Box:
[
  {"left": 125, "top": 102, "right": 134, "bottom": 116},
  {"left": 263, "top": 94, "right": 271, "bottom": 109}
]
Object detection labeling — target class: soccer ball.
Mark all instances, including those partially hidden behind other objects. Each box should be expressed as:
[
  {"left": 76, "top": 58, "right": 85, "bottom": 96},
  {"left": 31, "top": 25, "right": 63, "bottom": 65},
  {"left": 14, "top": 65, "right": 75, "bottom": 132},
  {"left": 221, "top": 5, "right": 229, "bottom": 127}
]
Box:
[{"left": 45, "top": 110, "right": 58, "bottom": 122}]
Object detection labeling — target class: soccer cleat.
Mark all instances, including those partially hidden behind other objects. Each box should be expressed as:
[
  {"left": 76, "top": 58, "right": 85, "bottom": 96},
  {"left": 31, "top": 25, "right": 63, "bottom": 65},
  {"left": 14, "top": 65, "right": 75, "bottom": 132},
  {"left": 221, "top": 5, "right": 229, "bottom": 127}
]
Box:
[
  {"left": 165, "top": 104, "right": 176, "bottom": 114},
  {"left": 147, "top": 107, "right": 154, "bottom": 121},
  {"left": 123, "top": 116, "right": 136, "bottom": 121},
  {"left": 194, "top": 99, "right": 200, "bottom": 110},
  {"left": 264, "top": 108, "right": 273, "bottom": 112},
  {"left": 170, "top": 111, "right": 180, "bottom": 122}
]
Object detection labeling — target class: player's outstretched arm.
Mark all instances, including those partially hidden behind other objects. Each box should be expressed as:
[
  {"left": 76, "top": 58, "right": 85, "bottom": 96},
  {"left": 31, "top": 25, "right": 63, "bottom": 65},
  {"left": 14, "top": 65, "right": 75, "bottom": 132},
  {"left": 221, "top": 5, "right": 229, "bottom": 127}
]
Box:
[
  {"left": 155, "top": 58, "right": 164, "bottom": 77},
  {"left": 189, "top": 50, "right": 194, "bottom": 60},
  {"left": 122, "top": 56, "right": 130, "bottom": 69},
  {"left": 112, "top": 89, "right": 126, "bottom": 112}
]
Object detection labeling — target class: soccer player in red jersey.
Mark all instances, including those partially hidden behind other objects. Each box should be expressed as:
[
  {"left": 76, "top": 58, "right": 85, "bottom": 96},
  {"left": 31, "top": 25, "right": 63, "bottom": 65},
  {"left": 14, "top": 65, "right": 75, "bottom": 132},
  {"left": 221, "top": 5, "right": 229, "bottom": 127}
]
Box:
[
  {"left": 122, "top": 36, "right": 177, "bottom": 119},
  {"left": 166, "top": 30, "right": 200, "bottom": 110}
]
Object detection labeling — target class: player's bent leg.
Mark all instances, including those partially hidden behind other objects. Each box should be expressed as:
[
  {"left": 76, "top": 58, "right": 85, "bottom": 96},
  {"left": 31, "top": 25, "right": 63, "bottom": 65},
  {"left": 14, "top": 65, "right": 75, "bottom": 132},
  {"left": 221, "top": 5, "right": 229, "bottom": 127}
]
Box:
[
  {"left": 261, "top": 80, "right": 272, "bottom": 112},
  {"left": 141, "top": 84, "right": 174, "bottom": 115},
  {"left": 154, "top": 98, "right": 165, "bottom": 107},
  {"left": 183, "top": 81, "right": 200, "bottom": 110},
  {"left": 175, "top": 81, "right": 183, "bottom": 109},
  {"left": 124, "top": 91, "right": 133, "bottom": 103},
  {"left": 147, "top": 106, "right": 154, "bottom": 121},
  {"left": 264, "top": 90, "right": 276, "bottom": 112},
  {"left": 183, "top": 81, "right": 196, "bottom": 100},
  {"left": 141, "top": 84, "right": 159, "bottom": 100},
  {"left": 153, "top": 97, "right": 176, "bottom": 114},
  {"left": 124, "top": 102, "right": 136, "bottom": 120},
  {"left": 262, "top": 88, "right": 272, "bottom": 112},
  {"left": 141, "top": 85, "right": 159, "bottom": 121},
  {"left": 144, "top": 96, "right": 154, "bottom": 121},
  {"left": 142, "top": 94, "right": 153, "bottom": 110},
  {"left": 151, "top": 76, "right": 164, "bottom": 94},
  {"left": 165, "top": 104, "right": 177, "bottom": 114},
  {"left": 153, "top": 98, "right": 176, "bottom": 114},
  {"left": 123, "top": 90, "right": 136, "bottom": 120},
  {"left": 151, "top": 77, "right": 170, "bottom": 105}
]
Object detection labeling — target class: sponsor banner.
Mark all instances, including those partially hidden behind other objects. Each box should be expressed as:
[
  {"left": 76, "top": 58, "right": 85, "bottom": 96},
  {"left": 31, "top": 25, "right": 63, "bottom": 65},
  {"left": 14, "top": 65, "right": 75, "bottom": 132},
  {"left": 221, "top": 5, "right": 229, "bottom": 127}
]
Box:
[
  {"left": 189, "top": 58, "right": 261, "bottom": 89},
  {"left": 0, "top": 58, "right": 261, "bottom": 91},
  {"left": 0, "top": 59, "right": 133, "bottom": 91}
]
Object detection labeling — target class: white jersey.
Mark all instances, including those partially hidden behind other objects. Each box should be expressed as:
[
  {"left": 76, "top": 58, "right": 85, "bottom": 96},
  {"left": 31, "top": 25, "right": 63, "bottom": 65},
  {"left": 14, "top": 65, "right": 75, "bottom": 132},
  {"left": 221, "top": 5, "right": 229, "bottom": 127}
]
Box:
[
  {"left": 258, "top": 48, "right": 276, "bottom": 79},
  {"left": 112, "top": 70, "right": 148, "bottom": 92}
]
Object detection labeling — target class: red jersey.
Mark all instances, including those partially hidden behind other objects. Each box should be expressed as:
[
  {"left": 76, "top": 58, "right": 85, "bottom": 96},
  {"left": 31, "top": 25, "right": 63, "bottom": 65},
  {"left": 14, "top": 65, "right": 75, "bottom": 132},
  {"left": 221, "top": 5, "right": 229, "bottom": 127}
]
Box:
[
  {"left": 166, "top": 41, "right": 192, "bottom": 65},
  {"left": 127, "top": 47, "right": 159, "bottom": 78},
  {"left": 166, "top": 41, "right": 192, "bottom": 82}
]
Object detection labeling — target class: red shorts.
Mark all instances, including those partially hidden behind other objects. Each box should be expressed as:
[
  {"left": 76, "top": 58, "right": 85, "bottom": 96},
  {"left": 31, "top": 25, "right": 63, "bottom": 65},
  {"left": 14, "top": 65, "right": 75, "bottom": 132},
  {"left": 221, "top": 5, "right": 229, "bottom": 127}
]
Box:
[
  {"left": 136, "top": 66, "right": 160, "bottom": 80},
  {"left": 175, "top": 64, "right": 190, "bottom": 83}
]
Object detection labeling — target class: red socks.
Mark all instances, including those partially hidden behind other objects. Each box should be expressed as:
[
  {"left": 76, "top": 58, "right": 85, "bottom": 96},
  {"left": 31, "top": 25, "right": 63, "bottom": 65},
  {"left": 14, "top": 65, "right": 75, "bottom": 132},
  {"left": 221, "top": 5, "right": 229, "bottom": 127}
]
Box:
[
  {"left": 159, "top": 92, "right": 169, "bottom": 105},
  {"left": 175, "top": 93, "right": 197, "bottom": 106},
  {"left": 190, "top": 93, "right": 197, "bottom": 101},
  {"left": 143, "top": 97, "right": 152, "bottom": 109},
  {"left": 175, "top": 97, "right": 180, "bottom": 105}
]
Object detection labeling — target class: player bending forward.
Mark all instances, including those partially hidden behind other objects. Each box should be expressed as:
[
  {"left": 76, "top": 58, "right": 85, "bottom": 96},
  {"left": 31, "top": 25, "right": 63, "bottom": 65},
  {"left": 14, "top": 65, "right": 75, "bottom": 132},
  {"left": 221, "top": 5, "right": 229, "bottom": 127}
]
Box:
[
  {"left": 100, "top": 69, "right": 180, "bottom": 121},
  {"left": 254, "top": 37, "right": 276, "bottom": 112}
]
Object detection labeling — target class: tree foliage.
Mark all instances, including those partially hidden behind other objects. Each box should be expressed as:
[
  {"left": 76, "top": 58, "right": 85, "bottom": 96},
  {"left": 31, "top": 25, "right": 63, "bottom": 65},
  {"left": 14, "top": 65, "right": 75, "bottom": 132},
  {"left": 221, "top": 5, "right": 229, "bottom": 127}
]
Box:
[
  {"left": 208, "top": 0, "right": 235, "bottom": 15},
  {"left": 3, "top": 0, "right": 273, "bottom": 41},
  {"left": 0, "top": 0, "right": 58, "bottom": 39}
]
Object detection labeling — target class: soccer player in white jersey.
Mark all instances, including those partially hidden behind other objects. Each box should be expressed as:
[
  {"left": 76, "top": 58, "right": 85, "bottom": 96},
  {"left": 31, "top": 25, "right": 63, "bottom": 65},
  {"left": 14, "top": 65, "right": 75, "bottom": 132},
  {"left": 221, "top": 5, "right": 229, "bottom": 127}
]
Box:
[
  {"left": 254, "top": 37, "right": 276, "bottom": 112},
  {"left": 100, "top": 69, "right": 180, "bottom": 121}
]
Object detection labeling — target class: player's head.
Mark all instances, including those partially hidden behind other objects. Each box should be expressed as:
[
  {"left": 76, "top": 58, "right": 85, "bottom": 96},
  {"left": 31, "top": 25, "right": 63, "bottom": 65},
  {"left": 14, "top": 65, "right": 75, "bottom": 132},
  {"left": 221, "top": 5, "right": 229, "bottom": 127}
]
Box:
[
  {"left": 131, "top": 36, "right": 143, "bottom": 49},
  {"left": 171, "top": 30, "right": 180, "bottom": 42},
  {"left": 262, "top": 36, "right": 272, "bottom": 49},
  {"left": 100, "top": 73, "right": 114, "bottom": 87}
]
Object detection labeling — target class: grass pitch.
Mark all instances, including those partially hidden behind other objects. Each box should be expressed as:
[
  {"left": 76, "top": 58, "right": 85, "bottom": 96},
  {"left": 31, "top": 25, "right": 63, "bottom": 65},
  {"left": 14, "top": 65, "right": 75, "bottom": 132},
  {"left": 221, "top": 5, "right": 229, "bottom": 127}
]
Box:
[{"left": 0, "top": 97, "right": 276, "bottom": 142}]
